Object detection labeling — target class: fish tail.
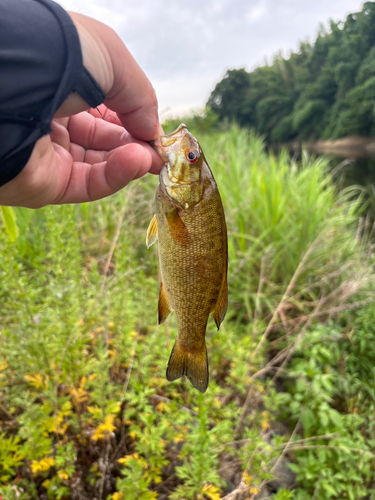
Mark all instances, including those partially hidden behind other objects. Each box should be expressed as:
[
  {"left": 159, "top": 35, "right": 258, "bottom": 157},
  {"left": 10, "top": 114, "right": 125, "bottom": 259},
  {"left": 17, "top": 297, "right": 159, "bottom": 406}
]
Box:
[{"left": 166, "top": 341, "right": 209, "bottom": 393}]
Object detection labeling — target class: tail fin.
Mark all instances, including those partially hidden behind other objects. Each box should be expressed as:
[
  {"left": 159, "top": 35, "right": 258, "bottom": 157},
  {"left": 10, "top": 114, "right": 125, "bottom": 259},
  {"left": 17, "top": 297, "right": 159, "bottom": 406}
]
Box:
[{"left": 166, "top": 342, "right": 209, "bottom": 393}]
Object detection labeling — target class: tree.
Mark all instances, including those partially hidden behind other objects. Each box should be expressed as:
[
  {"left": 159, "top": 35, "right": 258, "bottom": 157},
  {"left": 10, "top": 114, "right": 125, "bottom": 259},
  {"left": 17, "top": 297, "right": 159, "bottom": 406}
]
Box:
[
  {"left": 206, "top": 1, "right": 375, "bottom": 141},
  {"left": 207, "top": 69, "right": 251, "bottom": 126}
]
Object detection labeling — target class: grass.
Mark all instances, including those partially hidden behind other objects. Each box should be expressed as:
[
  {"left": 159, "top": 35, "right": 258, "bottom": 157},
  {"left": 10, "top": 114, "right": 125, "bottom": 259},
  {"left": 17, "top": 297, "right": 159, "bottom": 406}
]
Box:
[{"left": 0, "top": 126, "right": 374, "bottom": 500}]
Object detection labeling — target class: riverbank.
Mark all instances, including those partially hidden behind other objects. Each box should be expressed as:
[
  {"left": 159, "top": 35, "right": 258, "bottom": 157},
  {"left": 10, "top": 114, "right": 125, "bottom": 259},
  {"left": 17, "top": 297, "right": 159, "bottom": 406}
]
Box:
[
  {"left": 1, "top": 127, "right": 374, "bottom": 499},
  {"left": 291, "top": 135, "right": 375, "bottom": 159}
]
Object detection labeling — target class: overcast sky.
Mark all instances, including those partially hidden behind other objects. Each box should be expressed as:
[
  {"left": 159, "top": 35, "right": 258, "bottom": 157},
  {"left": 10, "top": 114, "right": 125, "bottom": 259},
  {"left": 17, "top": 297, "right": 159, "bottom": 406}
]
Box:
[{"left": 56, "top": 0, "right": 366, "bottom": 118}]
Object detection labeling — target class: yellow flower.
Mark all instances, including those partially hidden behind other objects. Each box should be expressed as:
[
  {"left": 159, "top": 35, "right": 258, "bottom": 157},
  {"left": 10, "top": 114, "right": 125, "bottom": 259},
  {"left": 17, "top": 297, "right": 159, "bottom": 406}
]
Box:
[
  {"left": 43, "top": 414, "right": 68, "bottom": 435},
  {"left": 69, "top": 376, "right": 89, "bottom": 407},
  {"left": 213, "top": 397, "right": 222, "bottom": 408},
  {"left": 58, "top": 471, "right": 70, "bottom": 481},
  {"left": 201, "top": 484, "right": 222, "bottom": 500},
  {"left": 25, "top": 373, "right": 48, "bottom": 390},
  {"left": 156, "top": 401, "right": 168, "bottom": 412},
  {"left": 173, "top": 433, "right": 185, "bottom": 444},
  {"left": 0, "top": 359, "right": 8, "bottom": 377},
  {"left": 129, "top": 430, "right": 138, "bottom": 440},
  {"left": 92, "top": 415, "right": 116, "bottom": 441},
  {"left": 173, "top": 425, "right": 188, "bottom": 444},
  {"left": 112, "top": 493, "right": 123, "bottom": 500},
  {"left": 243, "top": 472, "right": 252, "bottom": 486},
  {"left": 261, "top": 418, "right": 270, "bottom": 431},
  {"left": 118, "top": 452, "right": 139, "bottom": 465},
  {"left": 108, "top": 349, "right": 117, "bottom": 362},
  {"left": 31, "top": 456, "right": 55, "bottom": 475},
  {"left": 261, "top": 411, "right": 270, "bottom": 431}
]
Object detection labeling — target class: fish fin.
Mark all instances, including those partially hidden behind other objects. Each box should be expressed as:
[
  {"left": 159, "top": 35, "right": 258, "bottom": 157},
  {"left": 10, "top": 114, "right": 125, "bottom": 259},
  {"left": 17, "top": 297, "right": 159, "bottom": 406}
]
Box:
[
  {"left": 146, "top": 214, "right": 158, "bottom": 248},
  {"left": 158, "top": 282, "right": 174, "bottom": 325},
  {"left": 165, "top": 207, "right": 190, "bottom": 246},
  {"left": 166, "top": 342, "right": 209, "bottom": 393},
  {"left": 212, "top": 274, "right": 228, "bottom": 330}
]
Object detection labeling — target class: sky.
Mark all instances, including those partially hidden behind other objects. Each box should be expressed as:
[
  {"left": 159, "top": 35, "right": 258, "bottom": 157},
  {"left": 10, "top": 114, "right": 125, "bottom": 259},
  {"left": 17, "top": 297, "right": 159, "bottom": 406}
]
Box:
[{"left": 56, "top": 0, "right": 366, "bottom": 119}]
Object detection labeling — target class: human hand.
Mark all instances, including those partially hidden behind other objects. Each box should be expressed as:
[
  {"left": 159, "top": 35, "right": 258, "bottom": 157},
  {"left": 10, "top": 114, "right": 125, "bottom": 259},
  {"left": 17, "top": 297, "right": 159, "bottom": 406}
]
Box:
[{"left": 0, "top": 12, "right": 164, "bottom": 208}]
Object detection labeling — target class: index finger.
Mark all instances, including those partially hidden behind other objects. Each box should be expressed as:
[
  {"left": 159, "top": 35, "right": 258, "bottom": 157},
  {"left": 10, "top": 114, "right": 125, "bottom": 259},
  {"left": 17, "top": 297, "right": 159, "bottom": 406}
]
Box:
[
  {"left": 104, "top": 42, "right": 163, "bottom": 142},
  {"left": 70, "top": 13, "right": 163, "bottom": 142}
]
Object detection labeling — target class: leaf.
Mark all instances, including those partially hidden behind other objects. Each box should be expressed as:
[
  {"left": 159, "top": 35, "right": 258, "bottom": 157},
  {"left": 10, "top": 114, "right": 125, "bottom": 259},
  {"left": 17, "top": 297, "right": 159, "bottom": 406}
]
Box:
[
  {"left": 273, "top": 489, "right": 294, "bottom": 500},
  {"left": 322, "top": 481, "right": 337, "bottom": 497},
  {"left": 301, "top": 408, "right": 315, "bottom": 432},
  {"left": 328, "top": 409, "right": 342, "bottom": 428},
  {"left": 287, "top": 463, "right": 300, "bottom": 473},
  {"left": 1, "top": 206, "right": 19, "bottom": 242},
  {"left": 321, "top": 375, "right": 334, "bottom": 393},
  {"left": 106, "top": 400, "right": 121, "bottom": 415},
  {"left": 319, "top": 410, "right": 329, "bottom": 427}
]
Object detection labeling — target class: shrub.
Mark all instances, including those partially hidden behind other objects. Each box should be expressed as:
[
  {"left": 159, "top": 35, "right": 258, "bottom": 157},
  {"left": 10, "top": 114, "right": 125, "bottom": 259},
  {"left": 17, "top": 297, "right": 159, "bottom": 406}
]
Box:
[{"left": 0, "top": 127, "right": 373, "bottom": 499}]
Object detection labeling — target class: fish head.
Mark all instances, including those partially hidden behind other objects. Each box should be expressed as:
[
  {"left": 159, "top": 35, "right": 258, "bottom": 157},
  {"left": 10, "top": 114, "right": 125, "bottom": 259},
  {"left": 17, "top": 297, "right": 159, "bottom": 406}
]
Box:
[{"left": 150, "top": 124, "right": 203, "bottom": 186}]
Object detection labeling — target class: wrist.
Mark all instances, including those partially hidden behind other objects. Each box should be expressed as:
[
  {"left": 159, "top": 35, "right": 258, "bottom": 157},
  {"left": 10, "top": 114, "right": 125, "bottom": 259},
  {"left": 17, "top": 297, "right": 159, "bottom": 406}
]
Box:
[
  {"left": 55, "top": 12, "right": 115, "bottom": 117},
  {"left": 68, "top": 13, "right": 115, "bottom": 95}
]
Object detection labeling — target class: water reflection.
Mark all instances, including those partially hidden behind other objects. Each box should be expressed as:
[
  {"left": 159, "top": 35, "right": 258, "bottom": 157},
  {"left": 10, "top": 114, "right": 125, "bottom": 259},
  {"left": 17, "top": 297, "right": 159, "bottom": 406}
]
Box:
[
  {"left": 327, "top": 155, "right": 375, "bottom": 188},
  {"left": 279, "top": 145, "right": 375, "bottom": 219}
]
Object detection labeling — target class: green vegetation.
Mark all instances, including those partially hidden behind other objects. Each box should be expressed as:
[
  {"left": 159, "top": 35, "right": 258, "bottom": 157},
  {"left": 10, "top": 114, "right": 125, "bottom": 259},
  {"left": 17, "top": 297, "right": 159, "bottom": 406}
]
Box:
[
  {"left": 0, "top": 127, "right": 374, "bottom": 499},
  {"left": 207, "top": 2, "right": 375, "bottom": 142}
]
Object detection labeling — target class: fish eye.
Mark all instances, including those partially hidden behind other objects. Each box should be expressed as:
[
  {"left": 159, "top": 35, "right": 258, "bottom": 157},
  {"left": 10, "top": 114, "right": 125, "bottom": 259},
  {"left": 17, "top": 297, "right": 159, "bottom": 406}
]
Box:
[{"left": 187, "top": 149, "right": 199, "bottom": 164}]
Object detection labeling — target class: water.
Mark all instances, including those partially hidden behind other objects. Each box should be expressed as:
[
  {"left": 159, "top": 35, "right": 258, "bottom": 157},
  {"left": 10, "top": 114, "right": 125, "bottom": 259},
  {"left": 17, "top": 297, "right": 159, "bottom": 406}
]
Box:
[
  {"left": 277, "top": 146, "right": 375, "bottom": 220},
  {"left": 327, "top": 155, "right": 375, "bottom": 188}
]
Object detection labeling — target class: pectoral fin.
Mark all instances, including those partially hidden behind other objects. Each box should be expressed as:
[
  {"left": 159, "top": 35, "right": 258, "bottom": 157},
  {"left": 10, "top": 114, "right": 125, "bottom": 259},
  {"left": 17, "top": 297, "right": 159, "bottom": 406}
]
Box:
[
  {"left": 212, "top": 274, "right": 228, "bottom": 330},
  {"left": 146, "top": 214, "right": 158, "bottom": 248},
  {"left": 165, "top": 206, "right": 190, "bottom": 246},
  {"left": 158, "top": 282, "right": 174, "bottom": 325}
]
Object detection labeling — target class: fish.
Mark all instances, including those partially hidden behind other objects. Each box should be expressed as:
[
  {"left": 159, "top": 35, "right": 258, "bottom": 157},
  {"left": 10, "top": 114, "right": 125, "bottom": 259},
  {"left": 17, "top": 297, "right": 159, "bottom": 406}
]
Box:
[{"left": 146, "top": 124, "right": 228, "bottom": 393}]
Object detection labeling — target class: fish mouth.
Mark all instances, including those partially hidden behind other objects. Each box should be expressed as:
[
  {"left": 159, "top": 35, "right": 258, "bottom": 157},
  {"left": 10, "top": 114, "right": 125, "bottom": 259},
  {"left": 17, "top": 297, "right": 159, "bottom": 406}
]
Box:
[
  {"left": 165, "top": 123, "right": 188, "bottom": 139},
  {"left": 149, "top": 137, "right": 169, "bottom": 163},
  {"left": 149, "top": 123, "right": 188, "bottom": 163}
]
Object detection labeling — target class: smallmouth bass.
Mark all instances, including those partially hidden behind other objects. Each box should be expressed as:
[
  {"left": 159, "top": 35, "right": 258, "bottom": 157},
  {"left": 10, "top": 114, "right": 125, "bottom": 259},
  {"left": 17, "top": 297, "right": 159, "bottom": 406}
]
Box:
[{"left": 146, "top": 124, "right": 228, "bottom": 393}]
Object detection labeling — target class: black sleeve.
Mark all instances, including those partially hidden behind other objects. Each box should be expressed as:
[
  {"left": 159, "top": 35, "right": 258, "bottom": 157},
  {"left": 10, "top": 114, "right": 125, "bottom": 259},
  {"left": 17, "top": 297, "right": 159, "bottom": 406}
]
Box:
[{"left": 0, "top": 0, "right": 106, "bottom": 187}]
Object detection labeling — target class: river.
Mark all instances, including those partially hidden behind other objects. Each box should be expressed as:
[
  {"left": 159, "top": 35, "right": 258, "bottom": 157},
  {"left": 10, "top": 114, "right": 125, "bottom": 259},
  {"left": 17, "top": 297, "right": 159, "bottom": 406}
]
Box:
[
  {"left": 277, "top": 141, "right": 375, "bottom": 218},
  {"left": 324, "top": 154, "right": 375, "bottom": 188}
]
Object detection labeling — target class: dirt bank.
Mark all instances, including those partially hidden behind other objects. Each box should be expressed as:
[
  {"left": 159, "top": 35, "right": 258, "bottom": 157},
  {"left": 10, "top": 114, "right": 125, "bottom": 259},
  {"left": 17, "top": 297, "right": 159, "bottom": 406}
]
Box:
[{"left": 291, "top": 135, "right": 375, "bottom": 159}]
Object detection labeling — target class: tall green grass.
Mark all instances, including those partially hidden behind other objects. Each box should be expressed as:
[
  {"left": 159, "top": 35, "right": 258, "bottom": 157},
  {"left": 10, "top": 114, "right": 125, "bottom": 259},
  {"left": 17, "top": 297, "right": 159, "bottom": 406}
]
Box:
[
  {"left": 199, "top": 126, "right": 367, "bottom": 318},
  {"left": 0, "top": 126, "right": 373, "bottom": 500}
]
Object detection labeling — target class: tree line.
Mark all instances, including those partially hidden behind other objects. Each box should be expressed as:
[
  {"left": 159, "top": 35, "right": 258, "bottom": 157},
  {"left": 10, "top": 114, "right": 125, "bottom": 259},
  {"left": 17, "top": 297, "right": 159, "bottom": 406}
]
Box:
[{"left": 207, "top": 1, "right": 375, "bottom": 143}]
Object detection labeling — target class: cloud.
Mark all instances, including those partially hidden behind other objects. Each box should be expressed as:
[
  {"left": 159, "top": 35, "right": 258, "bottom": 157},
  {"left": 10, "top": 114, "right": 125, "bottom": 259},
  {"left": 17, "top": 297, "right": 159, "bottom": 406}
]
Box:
[
  {"left": 246, "top": 2, "right": 267, "bottom": 24},
  {"left": 56, "top": 0, "right": 365, "bottom": 116},
  {"left": 153, "top": 74, "right": 220, "bottom": 119}
]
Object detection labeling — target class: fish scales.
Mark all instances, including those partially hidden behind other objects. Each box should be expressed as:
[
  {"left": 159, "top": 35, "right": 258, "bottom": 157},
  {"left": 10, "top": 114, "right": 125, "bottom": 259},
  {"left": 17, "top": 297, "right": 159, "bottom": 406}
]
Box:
[
  {"left": 147, "top": 124, "right": 228, "bottom": 393},
  {"left": 157, "top": 183, "right": 226, "bottom": 346}
]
